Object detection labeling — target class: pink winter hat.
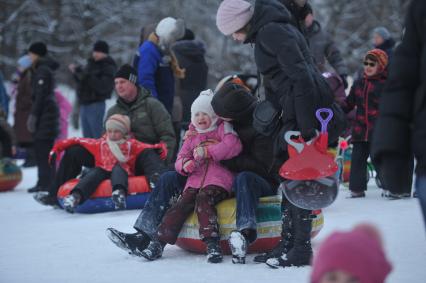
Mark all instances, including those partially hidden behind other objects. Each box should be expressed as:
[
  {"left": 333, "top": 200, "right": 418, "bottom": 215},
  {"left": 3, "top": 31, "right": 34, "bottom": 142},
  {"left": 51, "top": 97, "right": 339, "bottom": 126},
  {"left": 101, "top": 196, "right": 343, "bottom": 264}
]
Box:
[
  {"left": 310, "top": 224, "right": 392, "bottom": 283},
  {"left": 216, "top": 0, "right": 254, "bottom": 36}
]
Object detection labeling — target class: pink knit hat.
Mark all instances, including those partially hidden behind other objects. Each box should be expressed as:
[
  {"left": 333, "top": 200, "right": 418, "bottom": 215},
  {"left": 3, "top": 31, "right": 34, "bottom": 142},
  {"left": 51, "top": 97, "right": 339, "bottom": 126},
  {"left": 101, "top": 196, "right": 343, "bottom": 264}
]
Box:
[
  {"left": 310, "top": 224, "right": 392, "bottom": 283},
  {"left": 216, "top": 0, "right": 254, "bottom": 36},
  {"left": 106, "top": 114, "right": 131, "bottom": 135}
]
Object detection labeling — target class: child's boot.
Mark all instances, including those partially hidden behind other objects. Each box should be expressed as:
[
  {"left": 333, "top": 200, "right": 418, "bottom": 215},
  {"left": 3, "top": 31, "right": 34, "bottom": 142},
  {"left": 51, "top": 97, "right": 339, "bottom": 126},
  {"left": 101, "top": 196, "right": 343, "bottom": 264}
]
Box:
[
  {"left": 63, "top": 192, "right": 82, "bottom": 213},
  {"left": 111, "top": 187, "right": 126, "bottom": 210},
  {"left": 205, "top": 237, "right": 223, "bottom": 263}
]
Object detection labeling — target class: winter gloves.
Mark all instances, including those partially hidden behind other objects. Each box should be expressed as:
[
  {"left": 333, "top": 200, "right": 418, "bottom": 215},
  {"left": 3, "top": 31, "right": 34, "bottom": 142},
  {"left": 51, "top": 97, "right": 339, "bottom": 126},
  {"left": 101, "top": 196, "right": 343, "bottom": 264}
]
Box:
[
  {"left": 182, "top": 159, "right": 196, "bottom": 174},
  {"left": 193, "top": 146, "right": 209, "bottom": 161}
]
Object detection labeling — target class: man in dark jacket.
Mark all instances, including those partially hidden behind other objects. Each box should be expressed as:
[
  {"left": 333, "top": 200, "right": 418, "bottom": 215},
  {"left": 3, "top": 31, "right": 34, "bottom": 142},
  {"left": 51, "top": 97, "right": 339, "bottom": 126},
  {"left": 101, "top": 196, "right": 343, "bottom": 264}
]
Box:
[
  {"left": 303, "top": 5, "right": 349, "bottom": 89},
  {"left": 69, "top": 40, "right": 116, "bottom": 138},
  {"left": 216, "top": 0, "right": 345, "bottom": 268},
  {"left": 34, "top": 65, "right": 173, "bottom": 207},
  {"left": 26, "top": 42, "right": 60, "bottom": 193},
  {"left": 105, "top": 82, "right": 281, "bottom": 263},
  {"left": 372, "top": 0, "right": 426, "bottom": 227}
]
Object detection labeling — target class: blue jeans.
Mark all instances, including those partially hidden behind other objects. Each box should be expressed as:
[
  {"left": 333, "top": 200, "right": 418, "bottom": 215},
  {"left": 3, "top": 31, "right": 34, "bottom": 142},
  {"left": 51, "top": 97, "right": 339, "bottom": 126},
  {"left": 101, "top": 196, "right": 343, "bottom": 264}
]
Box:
[
  {"left": 416, "top": 175, "right": 426, "bottom": 230},
  {"left": 80, "top": 101, "right": 106, "bottom": 138},
  {"left": 133, "top": 171, "right": 187, "bottom": 239},
  {"left": 234, "top": 171, "right": 276, "bottom": 241}
]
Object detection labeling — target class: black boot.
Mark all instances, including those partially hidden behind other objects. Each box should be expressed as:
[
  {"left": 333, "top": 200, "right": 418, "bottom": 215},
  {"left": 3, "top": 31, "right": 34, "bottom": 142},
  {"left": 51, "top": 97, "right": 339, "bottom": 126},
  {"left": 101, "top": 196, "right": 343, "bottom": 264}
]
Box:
[
  {"left": 140, "top": 239, "right": 166, "bottom": 261},
  {"left": 266, "top": 206, "right": 313, "bottom": 268},
  {"left": 253, "top": 200, "right": 293, "bottom": 263},
  {"left": 33, "top": 191, "right": 59, "bottom": 206},
  {"left": 205, "top": 237, "right": 223, "bottom": 263},
  {"left": 106, "top": 228, "right": 150, "bottom": 256}
]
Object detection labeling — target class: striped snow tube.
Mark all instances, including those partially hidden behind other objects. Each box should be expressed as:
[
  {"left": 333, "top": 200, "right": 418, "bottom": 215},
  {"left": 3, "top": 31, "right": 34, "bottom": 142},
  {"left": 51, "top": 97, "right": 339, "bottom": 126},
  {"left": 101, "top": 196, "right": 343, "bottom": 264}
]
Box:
[
  {"left": 175, "top": 195, "right": 324, "bottom": 254},
  {"left": 57, "top": 176, "right": 151, "bottom": 213},
  {"left": 0, "top": 158, "right": 22, "bottom": 192}
]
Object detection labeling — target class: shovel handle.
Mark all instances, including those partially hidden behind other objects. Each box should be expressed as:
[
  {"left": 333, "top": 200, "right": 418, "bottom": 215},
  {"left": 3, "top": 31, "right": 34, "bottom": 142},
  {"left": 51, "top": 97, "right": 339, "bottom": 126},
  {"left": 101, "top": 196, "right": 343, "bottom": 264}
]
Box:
[
  {"left": 284, "top": 131, "right": 304, "bottom": 153},
  {"left": 316, "top": 108, "right": 333, "bottom": 133}
]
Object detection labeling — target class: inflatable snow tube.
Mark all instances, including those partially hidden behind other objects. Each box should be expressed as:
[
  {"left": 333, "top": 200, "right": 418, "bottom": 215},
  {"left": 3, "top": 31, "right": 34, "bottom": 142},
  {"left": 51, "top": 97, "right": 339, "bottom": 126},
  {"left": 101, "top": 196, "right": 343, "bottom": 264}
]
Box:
[
  {"left": 57, "top": 176, "right": 151, "bottom": 213},
  {"left": 175, "top": 195, "right": 324, "bottom": 255},
  {"left": 0, "top": 158, "right": 22, "bottom": 192}
]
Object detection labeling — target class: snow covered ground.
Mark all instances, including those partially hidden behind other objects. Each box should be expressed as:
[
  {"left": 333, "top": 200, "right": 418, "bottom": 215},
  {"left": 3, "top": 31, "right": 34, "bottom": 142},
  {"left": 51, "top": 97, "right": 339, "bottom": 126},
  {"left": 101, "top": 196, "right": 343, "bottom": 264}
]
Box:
[{"left": 1, "top": 167, "right": 425, "bottom": 283}]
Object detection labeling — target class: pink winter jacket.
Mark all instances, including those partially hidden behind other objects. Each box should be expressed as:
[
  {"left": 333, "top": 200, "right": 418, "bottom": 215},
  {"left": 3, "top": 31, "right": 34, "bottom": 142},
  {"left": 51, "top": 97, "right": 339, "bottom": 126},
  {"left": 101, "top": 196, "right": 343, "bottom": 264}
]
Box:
[{"left": 175, "top": 120, "right": 242, "bottom": 193}]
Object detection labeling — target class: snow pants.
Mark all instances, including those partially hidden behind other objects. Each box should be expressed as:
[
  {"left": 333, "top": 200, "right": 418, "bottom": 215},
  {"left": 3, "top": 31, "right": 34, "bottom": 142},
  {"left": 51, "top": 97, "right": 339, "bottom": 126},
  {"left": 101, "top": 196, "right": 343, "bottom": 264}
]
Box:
[
  {"left": 133, "top": 171, "right": 187, "bottom": 239},
  {"left": 349, "top": 142, "right": 380, "bottom": 192},
  {"left": 233, "top": 171, "right": 275, "bottom": 243},
  {"left": 71, "top": 164, "right": 128, "bottom": 203},
  {"left": 157, "top": 186, "right": 229, "bottom": 244},
  {"left": 34, "top": 139, "right": 55, "bottom": 188}
]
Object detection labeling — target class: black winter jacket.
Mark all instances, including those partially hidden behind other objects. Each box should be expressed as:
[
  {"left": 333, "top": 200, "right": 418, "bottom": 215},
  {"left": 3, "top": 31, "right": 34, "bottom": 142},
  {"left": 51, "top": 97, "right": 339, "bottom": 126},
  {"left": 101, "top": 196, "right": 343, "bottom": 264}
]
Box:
[
  {"left": 372, "top": 0, "right": 426, "bottom": 176},
  {"left": 246, "top": 0, "right": 339, "bottom": 149},
  {"left": 30, "top": 57, "right": 59, "bottom": 140},
  {"left": 74, "top": 56, "right": 117, "bottom": 105},
  {"left": 172, "top": 40, "right": 208, "bottom": 123},
  {"left": 223, "top": 110, "right": 281, "bottom": 189}
]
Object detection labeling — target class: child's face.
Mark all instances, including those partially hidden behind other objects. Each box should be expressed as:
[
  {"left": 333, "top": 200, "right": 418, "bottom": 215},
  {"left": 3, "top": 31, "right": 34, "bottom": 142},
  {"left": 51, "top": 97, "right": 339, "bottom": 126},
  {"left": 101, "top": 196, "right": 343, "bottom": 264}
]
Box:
[
  {"left": 363, "top": 59, "right": 379, "bottom": 77},
  {"left": 319, "top": 270, "right": 359, "bottom": 283},
  {"left": 107, "top": 129, "right": 124, "bottom": 141},
  {"left": 194, "top": 112, "right": 212, "bottom": 130}
]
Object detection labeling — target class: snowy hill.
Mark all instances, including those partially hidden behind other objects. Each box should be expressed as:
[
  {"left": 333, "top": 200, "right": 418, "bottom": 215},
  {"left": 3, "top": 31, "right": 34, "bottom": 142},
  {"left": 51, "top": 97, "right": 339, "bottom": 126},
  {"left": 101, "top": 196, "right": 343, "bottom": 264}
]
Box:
[{"left": 1, "top": 167, "right": 425, "bottom": 283}]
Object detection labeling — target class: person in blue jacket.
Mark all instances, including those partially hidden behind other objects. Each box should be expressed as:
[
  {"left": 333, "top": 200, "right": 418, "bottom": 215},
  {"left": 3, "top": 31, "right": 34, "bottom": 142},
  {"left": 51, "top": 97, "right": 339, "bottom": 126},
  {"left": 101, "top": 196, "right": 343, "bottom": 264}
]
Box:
[{"left": 137, "top": 17, "right": 186, "bottom": 114}]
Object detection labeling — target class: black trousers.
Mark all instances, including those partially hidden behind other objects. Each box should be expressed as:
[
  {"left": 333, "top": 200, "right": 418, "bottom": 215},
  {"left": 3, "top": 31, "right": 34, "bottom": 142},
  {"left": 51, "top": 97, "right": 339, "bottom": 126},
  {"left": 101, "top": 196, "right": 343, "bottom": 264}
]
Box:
[
  {"left": 48, "top": 145, "right": 167, "bottom": 197},
  {"left": 72, "top": 164, "right": 128, "bottom": 203},
  {"left": 349, "top": 142, "right": 380, "bottom": 192},
  {"left": 34, "top": 139, "right": 54, "bottom": 188}
]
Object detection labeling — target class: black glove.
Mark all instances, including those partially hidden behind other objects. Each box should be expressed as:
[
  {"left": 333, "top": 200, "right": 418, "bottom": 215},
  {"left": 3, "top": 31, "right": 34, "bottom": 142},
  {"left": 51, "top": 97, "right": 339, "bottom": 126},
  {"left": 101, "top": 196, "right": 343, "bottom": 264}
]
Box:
[
  {"left": 26, "top": 114, "right": 37, "bottom": 133},
  {"left": 340, "top": 74, "right": 349, "bottom": 89}
]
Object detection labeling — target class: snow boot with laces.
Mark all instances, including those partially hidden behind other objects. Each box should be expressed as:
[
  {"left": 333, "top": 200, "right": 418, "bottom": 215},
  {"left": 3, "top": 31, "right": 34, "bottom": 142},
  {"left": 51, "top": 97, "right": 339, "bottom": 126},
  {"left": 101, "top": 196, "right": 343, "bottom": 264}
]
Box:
[
  {"left": 63, "top": 192, "right": 82, "bottom": 213},
  {"left": 111, "top": 188, "right": 126, "bottom": 210}
]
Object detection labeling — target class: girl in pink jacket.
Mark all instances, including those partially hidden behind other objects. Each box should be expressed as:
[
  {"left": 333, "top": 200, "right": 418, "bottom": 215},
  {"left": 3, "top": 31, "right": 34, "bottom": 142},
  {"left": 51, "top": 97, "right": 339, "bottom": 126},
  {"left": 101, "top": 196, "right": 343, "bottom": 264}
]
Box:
[{"left": 140, "top": 90, "right": 242, "bottom": 263}]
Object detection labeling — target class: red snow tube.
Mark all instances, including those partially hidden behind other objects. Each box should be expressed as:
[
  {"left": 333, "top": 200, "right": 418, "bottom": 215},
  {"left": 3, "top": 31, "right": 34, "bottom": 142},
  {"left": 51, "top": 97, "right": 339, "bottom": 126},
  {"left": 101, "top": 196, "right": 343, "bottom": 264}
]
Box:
[
  {"left": 175, "top": 196, "right": 324, "bottom": 254},
  {"left": 0, "top": 158, "right": 22, "bottom": 192},
  {"left": 57, "top": 176, "right": 151, "bottom": 213}
]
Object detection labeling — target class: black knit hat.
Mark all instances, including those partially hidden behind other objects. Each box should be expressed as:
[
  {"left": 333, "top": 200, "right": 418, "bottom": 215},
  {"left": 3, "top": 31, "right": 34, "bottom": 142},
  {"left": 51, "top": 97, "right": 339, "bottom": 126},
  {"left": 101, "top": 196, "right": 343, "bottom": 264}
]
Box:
[
  {"left": 28, "top": 42, "right": 47, "bottom": 57},
  {"left": 114, "top": 64, "right": 138, "bottom": 85},
  {"left": 212, "top": 82, "right": 257, "bottom": 120},
  {"left": 93, "top": 40, "right": 109, "bottom": 54}
]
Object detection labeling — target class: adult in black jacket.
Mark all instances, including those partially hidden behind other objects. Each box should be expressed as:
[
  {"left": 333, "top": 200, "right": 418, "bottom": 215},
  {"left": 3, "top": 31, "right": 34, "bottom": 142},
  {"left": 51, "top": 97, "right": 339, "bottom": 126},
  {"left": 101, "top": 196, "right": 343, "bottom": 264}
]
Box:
[
  {"left": 216, "top": 0, "right": 345, "bottom": 268},
  {"left": 26, "top": 42, "right": 60, "bottom": 192},
  {"left": 372, "top": 0, "right": 426, "bottom": 227},
  {"left": 69, "top": 40, "right": 117, "bottom": 138}
]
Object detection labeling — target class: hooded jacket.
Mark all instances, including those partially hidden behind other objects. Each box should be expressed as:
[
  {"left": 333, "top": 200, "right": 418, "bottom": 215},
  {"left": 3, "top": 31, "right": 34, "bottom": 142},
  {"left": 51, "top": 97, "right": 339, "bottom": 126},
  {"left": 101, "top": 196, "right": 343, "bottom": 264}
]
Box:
[
  {"left": 30, "top": 56, "right": 60, "bottom": 140},
  {"left": 175, "top": 120, "right": 242, "bottom": 192},
  {"left": 246, "top": 0, "right": 339, "bottom": 146},
  {"left": 105, "top": 88, "right": 176, "bottom": 162}
]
